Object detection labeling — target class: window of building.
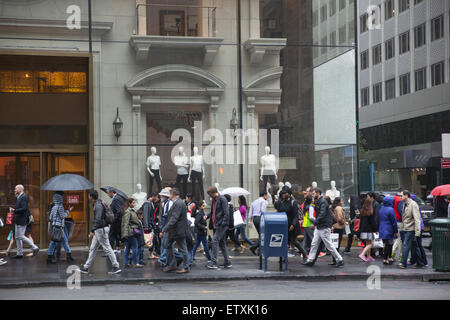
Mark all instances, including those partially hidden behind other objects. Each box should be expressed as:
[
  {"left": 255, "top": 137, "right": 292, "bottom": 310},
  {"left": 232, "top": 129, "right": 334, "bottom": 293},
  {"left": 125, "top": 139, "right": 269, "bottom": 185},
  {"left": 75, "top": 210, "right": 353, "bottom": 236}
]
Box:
[
  {"left": 330, "top": 31, "right": 336, "bottom": 46},
  {"left": 385, "top": 78, "right": 396, "bottom": 100},
  {"left": 385, "top": 0, "right": 395, "bottom": 20},
  {"left": 349, "top": 21, "right": 355, "bottom": 40},
  {"left": 414, "top": 23, "right": 426, "bottom": 48},
  {"left": 321, "top": 36, "right": 328, "bottom": 54},
  {"left": 385, "top": 37, "right": 395, "bottom": 60},
  {"left": 414, "top": 0, "right": 423, "bottom": 4},
  {"left": 373, "top": 44, "right": 382, "bottom": 65},
  {"left": 313, "top": 10, "right": 318, "bottom": 27},
  {"left": 431, "top": 15, "right": 444, "bottom": 41},
  {"left": 329, "top": 0, "right": 336, "bottom": 17},
  {"left": 361, "top": 87, "right": 370, "bottom": 106},
  {"left": 373, "top": 82, "right": 382, "bottom": 103},
  {"left": 399, "top": 31, "right": 410, "bottom": 54},
  {"left": 399, "top": 73, "right": 410, "bottom": 95},
  {"left": 360, "top": 13, "right": 368, "bottom": 33},
  {"left": 415, "top": 67, "right": 426, "bottom": 91},
  {"left": 431, "top": 61, "right": 445, "bottom": 86},
  {"left": 361, "top": 50, "right": 369, "bottom": 70},
  {"left": 339, "top": 25, "right": 346, "bottom": 44},
  {"left": 398, "top": 0, "right": 410, "bottom": 13},
  {"left": 339, "top": 0, "right": 346, "bottom": 11},
  {"left": 321, "top": 5, "right": 328, "bottom": 22}
]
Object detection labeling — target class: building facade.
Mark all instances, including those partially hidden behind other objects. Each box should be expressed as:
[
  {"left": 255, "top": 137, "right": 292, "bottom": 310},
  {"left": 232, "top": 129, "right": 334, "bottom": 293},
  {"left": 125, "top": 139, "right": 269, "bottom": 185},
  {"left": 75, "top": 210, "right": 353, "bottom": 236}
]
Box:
[
  {"left": 0, "top": 0, "right": 357, "bottom": 248},
  {"left": 357, "top": 0, "right": 450, "bottom": 198}
]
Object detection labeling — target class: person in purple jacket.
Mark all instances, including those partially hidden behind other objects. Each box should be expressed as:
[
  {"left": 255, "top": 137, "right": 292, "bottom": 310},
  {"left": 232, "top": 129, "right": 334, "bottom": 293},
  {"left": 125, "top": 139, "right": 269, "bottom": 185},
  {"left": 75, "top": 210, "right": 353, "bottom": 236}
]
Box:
[
  {"left": 233, "top": 196, "right": 255, "bottom": 254},
  {"left": 378, "top": 196, "right": 398, "bottom": 265}
]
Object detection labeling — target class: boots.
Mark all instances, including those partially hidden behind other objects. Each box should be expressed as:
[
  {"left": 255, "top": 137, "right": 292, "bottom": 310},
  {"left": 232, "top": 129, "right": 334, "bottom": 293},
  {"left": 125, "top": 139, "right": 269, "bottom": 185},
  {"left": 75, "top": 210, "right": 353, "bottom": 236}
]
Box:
[
  {"left": 47, "top": 255, "right": 55, "bottom": 264},
  {"left": 66, "top": 252, "right": 75, "bottom": 262}
]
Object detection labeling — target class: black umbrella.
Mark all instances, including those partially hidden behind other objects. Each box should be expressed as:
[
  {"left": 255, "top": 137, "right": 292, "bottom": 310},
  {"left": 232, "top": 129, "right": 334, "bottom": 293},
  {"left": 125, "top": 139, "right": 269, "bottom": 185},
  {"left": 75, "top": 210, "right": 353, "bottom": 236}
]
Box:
[
  {"left": 41, "top": 174, "right": 93, "bottom": 191},
  {"left": 114, "top": 188, "right": 128, "bottom": 200},
  {"left": 100, "top": 186, "right": 114, "bottom": 194}
]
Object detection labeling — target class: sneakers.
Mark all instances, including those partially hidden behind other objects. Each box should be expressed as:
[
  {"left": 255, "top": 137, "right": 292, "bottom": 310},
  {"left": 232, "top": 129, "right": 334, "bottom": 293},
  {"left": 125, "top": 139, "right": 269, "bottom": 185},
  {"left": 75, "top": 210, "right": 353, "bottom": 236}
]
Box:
[
  {"left": 32, "top": 247, "right": 40, "bottom": 257},
  {"left": 109, "top": 266, "right": 122, "bottom": 274},
  {"left": 11, "top": 255, "right": 23, "bottom": 259},
  {"left": 335, "top": 260, "right": 344, "bottom": 268},
  {"left": 206, "top": 261, "right": 218, "bottom": 269},
  {"left": 367, "top": 256, "right": 375, "bottom": 262},
  {"left": 302, "top": 260, "right": 314, "bottom": 267},
  {"left": 359, "top": 254, "right": 368, "bottom": 262},
  {"left": 397, "top": 263, "right": 407, "bottom": 269},
  {"left": 288, "top": 253, "right": 295, "bottom": 258},
  {"left": 80, "top": 266, "right": 89, "bottom": 274},
  {"left": 318, "top": 252, "right": 326, "bottom": 258},
  {"left": 249, "top": 246, "right": 257, "bottom": 256},
  {"left": 222, "top": 261, "right": 232, "bottom": 269},
  {"left": 135, "top": 264, "right": 144, "bottom": 268},
  {"left": 0, "top": 258, "right": 7, "bottom": 266}
]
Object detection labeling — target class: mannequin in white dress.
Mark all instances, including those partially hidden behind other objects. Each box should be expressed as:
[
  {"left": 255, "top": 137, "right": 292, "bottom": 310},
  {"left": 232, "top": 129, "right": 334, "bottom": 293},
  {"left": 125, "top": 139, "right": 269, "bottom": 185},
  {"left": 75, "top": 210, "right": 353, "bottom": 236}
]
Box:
[
  {"left": 132, "top": 183, "right": 147, "bottom": 211},
  {"left": 188, "top": 147, "right": 205, "bottom": 200},
  {"left": 146, "top": 147, "right": 162, "bottom": 193},
  {"left": 174, "top": 146, "right": 189, "bottom": 198}
]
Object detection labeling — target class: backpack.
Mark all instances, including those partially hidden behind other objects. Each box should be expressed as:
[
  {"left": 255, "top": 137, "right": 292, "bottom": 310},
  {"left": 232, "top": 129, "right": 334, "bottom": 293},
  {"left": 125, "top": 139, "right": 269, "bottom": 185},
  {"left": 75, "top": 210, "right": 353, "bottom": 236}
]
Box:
[
  {"left": 100, "top": 200, "right": 115, "bottom": 225},
  {"left": 228, "top": 203, "right": 234, "bottom": 230}
]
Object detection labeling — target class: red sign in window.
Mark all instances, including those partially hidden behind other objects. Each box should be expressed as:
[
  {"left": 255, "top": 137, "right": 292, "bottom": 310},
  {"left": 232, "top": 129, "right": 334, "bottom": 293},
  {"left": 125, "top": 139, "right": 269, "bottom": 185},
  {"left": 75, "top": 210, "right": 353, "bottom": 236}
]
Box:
[
  {"left": 441, "top": 158, "right": 450, "bottom": 169},
  {"left": 67, "top": 195, "right": 80, "bottom": 204}
]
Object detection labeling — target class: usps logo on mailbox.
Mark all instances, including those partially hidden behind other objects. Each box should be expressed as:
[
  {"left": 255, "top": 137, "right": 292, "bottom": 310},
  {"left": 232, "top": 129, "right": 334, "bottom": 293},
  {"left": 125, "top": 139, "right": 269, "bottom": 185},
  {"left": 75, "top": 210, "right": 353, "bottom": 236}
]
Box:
[{"left": 269, "top": 234, "right": 283, "bottom": 247}]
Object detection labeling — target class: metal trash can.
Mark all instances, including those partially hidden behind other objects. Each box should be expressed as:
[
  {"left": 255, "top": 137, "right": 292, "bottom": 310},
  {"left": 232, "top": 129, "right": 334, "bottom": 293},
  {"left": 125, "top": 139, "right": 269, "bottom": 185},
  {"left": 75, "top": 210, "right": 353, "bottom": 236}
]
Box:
[
  {"left": 429, "top": 218, "right": 450, "bottom": 272},
  {"left": 259, "top": 212, "right": 288, "bottom": 272}
]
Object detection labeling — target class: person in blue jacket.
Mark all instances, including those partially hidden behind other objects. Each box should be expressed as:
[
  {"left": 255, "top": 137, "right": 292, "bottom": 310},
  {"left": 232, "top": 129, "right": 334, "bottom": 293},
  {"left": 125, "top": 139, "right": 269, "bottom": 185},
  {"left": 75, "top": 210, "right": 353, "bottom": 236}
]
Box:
[{"left": 378, "top": 196, "right": 398, "bottom": 265}]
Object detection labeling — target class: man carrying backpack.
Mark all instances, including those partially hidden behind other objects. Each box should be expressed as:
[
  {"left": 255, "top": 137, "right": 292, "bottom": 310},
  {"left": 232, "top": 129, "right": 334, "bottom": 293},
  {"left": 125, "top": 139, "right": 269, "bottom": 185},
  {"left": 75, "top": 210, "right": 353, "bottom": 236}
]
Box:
[{"left": 80, "top": 190, "right": 121, "bottom": 274}]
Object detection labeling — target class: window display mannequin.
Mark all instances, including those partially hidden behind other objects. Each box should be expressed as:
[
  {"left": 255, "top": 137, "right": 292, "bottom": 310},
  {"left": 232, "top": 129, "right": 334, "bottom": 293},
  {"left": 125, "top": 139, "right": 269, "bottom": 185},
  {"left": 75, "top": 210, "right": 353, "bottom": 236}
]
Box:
[
  {"left": 132, "top": 183, "right": 147, "bottom": 211},
  {"left": 174, "top": 146, "right": 189, "bottom": 198},
  {"left": 276, "top": 182, "right": 284, "bottom": 198},
  {"left": 260, "top": 146, "right": 277, "bottom": 192},
  {"left": 188, "top": 146, "right": 205, "bottom": 201},
  {"left": 312, "top": 181, "right": 318, "bottom": 189},
  {"left": 285, "top": 181, "right": 292, "bottom": 189},
  {"left": 266, "top": 182, "right": 273, "bottom": 206},
  {"left": 325, "top": 180, "right": 340, "bottom": 201},
  {"left": 146, "top": 147, "right": 162, "bottom": 193}
]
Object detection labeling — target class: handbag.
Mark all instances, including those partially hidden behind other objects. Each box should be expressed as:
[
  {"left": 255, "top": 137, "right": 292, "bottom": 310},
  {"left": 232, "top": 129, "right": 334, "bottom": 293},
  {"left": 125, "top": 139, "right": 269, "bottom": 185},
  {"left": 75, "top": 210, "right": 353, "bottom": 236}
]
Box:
[
  {"left": 373, "top": 233, "right": 384, "bottom": 249},
  {"left": 50, "top": 225, "right": 64, "bottom": 242},
  {"left": 330, "top": 232, "right": 339, "bottom": 248},
  {"left": 233, "top": 210, "right": 244, "bottom": 228},
  {"left": 144, "top": 232, "right": 153, "bottom": 248},
  {"left": 353, "top": 218, "right": 360, "bottom": 232},
  {"left": 133, "top": 228, "right": 142, "bottom": 236},
  {"left": 344, "top": 222, "right": 351, "bottom": 235}
]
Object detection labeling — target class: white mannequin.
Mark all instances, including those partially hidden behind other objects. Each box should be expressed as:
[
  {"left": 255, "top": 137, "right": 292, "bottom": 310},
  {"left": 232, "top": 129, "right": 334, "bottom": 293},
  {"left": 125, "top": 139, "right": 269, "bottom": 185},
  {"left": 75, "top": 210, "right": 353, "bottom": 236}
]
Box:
[
  {"left": 260, "top": 146, "right": 277, "bottom": 180},
  {"left": 188, "top": 147, "right": 205, "bottom": 180},
  {"left": 146, "top": 146, "right": 162, "bottom": 193},
  {"left": 285, "top": 181, "right": 292, "bottom": 189},
  {"left": 266, "top": 182, "right": 273, "bottom": 206},
  {"left": 132, "top": 183, "right": 147, "bottom": 211},
  {"left": 174, "top": 146, "right": 189, "bottom": 175},
  {"left": 277, "top": 182, "right": 284, "bottom": 197},
  {"left": 326, "top": 180, "right": 340, "bottom": 201},
  {"left": 188, "top": 146, "right": 205, "bottom": 200},
  {"left": 214, "top": 182, "right": 222, "bottom": 193},
  {"left": 312, "top": 181, "right": 318, "bottom": 189}
]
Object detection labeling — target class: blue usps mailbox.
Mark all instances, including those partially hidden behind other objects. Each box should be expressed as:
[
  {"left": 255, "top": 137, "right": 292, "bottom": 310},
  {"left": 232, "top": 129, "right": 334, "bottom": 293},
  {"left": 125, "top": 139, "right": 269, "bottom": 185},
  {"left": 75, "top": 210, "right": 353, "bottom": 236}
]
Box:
[{"left": 259, "top": 211, "right": 288, "bottom": 272}]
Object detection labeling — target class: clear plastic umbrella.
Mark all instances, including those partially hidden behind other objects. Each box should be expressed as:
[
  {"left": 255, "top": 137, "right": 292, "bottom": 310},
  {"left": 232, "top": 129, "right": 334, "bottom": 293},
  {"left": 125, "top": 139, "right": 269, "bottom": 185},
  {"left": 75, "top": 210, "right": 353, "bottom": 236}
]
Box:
[{"left": 221, "top": 187, "right": 250, "bottom": 197}]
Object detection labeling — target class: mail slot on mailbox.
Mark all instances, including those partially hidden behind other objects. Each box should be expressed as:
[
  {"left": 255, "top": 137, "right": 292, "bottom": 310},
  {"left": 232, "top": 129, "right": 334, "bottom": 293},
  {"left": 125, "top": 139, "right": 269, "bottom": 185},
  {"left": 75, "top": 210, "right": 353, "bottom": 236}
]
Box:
[{"left": 259, "top": 211, "right": 288, "bottom": 272}]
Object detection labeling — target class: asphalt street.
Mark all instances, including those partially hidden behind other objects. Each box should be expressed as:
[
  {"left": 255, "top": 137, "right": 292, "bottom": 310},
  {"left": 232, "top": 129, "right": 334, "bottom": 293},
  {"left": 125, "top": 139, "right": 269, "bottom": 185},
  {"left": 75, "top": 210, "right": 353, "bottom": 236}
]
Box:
[{"left": 1, "top": 279, "right": 449, "bottom": 300}]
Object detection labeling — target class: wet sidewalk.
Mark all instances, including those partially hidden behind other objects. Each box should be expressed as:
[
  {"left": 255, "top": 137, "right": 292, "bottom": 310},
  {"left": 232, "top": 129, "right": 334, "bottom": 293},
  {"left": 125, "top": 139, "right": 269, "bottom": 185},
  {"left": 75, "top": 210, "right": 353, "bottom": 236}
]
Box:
[{"left": 0, "top": 243, "right": 448, "bottom": 288}]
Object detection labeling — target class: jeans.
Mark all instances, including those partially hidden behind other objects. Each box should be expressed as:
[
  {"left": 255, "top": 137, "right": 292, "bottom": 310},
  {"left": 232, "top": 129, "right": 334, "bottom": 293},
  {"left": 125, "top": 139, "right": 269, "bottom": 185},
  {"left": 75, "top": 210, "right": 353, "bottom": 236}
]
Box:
[
  {"left": 54, "top": 227, "right": 70, "bottom": 258},
  {"left": 401, "top": 231, "right": 423, "bottom": 267},
  {"left": 250, "top": 216, "right": 261, "bottom": 250},
  {"left": 138, "top": 246, "right": 145, "bottom": 265},
  {"left": 307, "top": 228, "right": 342, "bottom": 263},
  {"left": 149, "top": 169, "right": 162, "bottom": 194},
  {"left": 234, "top": 224, "right": 254, "bottom": 248},
  {"left": 166, "top": 236, "right": 190, "bottom": 270},
  {"left": 288, "top": 231, "right": 308, "bottom": 257},
  {"left": 192, "top": 234, "right": 211, "bottom": 261},
  {"left": 48, "top": 228, "right": 71, "bottom": 255},
  {"left": 124, "top": 236, "right": 138, "bottom": 265},
  {"left": 159, "top": 232, "right": 183, "bottom": 265},
  {"left": 15, "top": 224, "right": 38, "bottom": 256},
  {"left": 211, "top": 225, "right": 230, "bottom": 265},
  {"left": 83, "top": 226, "right": 119, "bottom": 269}
]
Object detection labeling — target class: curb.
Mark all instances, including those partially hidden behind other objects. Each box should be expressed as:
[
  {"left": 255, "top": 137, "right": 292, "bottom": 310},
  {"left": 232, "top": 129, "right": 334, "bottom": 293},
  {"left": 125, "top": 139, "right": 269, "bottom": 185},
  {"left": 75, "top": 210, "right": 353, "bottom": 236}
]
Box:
[{"left": 1, "top": 271, "right": 449, "bottom": 289}]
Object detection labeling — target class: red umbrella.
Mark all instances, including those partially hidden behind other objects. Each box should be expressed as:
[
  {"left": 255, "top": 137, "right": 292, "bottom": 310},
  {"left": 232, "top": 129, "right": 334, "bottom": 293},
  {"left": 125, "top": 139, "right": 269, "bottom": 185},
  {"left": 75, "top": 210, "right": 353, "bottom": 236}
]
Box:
[{"left": 430, "top": 185, "right": 450, "bottom": 196}]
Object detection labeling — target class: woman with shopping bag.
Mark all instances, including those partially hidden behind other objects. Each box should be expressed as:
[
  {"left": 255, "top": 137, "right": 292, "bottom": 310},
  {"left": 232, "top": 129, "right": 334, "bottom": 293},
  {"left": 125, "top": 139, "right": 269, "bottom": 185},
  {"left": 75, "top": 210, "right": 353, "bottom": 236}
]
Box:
[{"left": 233, "top": 196, "right": 254, "bottom": 254}]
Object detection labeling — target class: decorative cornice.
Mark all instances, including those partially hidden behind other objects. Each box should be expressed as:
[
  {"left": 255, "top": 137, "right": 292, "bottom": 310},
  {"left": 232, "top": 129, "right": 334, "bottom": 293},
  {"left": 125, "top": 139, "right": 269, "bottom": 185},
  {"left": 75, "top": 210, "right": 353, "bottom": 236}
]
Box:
[
  {"left": 0, "top": 17, "right": 113, "bottom": 36},
  {"left": 245, "top": 66, "right": 283, "bottom": 89},
  {"left": 243, "top": 38, "right": 286, "bottom": 64},
  {"left": 129, "top": 35, "right": 224, "bottom": 65}
]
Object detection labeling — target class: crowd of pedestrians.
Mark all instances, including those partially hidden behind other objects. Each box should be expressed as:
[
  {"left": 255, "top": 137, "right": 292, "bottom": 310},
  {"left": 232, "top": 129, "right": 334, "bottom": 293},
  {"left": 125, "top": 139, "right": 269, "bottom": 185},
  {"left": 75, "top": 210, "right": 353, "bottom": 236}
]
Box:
[{"left": 1, "top": 183, "right": 431, "bottom": 272}]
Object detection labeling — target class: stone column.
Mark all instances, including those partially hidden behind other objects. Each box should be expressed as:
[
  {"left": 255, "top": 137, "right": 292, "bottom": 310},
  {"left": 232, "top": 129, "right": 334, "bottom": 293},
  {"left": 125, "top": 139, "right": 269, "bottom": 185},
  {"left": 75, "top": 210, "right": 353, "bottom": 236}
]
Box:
[{"left": 132, "top": 95, "right": 142, "bottom": 190}]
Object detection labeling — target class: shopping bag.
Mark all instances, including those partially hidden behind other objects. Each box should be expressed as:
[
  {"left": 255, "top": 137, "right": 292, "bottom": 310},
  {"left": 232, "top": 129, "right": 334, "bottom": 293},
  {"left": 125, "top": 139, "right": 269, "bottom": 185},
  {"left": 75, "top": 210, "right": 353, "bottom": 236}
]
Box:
[
  {"left": 344, "top": 223, "right": 351, "bottom": 235},
  {"left": 373, "top": 233, "right": 384, "bottom": 249},
  {"left": 233, "top": 210, "right": 244, "bottom": 228},
  {"left": 6, "top": 211, "right": 13, "bottom": 225},
  {"left": 330, "top": 232, "right": 339, "bottom": 248},
  {"left": 144, "top": 232, "right": 153, "bottom": 248}
]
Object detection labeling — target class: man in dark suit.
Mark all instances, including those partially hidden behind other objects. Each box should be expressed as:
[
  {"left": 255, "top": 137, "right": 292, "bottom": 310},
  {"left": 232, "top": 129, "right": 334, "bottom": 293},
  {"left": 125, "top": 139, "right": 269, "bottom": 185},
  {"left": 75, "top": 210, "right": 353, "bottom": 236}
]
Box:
[
  {"left": 9, "top": 185, "right": 39, "bottom": 259},
  {"left": 107, "top": 187, "right": 124, "bottom": 253},
  {"left": 160, "top": 188, "right": 190, "bottom": 273}
]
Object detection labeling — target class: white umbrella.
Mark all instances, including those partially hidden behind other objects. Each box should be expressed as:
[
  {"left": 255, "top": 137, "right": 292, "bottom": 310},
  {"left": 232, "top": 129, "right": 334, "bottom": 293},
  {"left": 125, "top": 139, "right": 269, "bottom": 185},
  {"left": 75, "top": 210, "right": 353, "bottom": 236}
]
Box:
[{"left": 221, "top": 187, "right": 250, "bottom": 197}]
